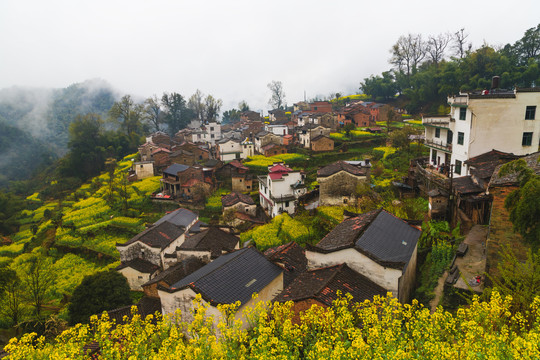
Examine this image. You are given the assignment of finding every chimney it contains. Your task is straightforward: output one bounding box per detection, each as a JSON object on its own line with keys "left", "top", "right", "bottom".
{"left": 491, "top": 76, "right": 500, "bottom": 90}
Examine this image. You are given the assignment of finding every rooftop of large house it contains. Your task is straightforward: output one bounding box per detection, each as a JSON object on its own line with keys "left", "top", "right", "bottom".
{"left": 163, "top": 163, "right": 190, "bottom": 176}
{"left": 490, "top": 152, "right": 540, "bottom": 187}
{"left": 264, "top": 242, "right": 307, "bottom": 274}
{"left": 465, "top": 149, "right": 520, "bottom": 180}
{"left": 221, "top": 192, "right": 255, "bottom": 207}
{"left": 153, "top": 208, "right": 198, "bottom": 229}
{"left": 178, "top": 227, "right": 239, "bottom": 258}
{"left": 117, "top": 221, "right": 186, "bottom": 249}
{"left": 165, "top": 247, "right": 282, "bottom": 306}
{"left": 318, "top": 160, "right": 368, "bottom": 178}
{"left": 311, "top": 208, "right": 421, "bottom": 269}
{"left": 274, "top": 264, "right": 386, "bottom": 306}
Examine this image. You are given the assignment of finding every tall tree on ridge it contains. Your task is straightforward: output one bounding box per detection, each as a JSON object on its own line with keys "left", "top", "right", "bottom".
{"left": 268, "top": 80, "right": 286, "bottom": 109}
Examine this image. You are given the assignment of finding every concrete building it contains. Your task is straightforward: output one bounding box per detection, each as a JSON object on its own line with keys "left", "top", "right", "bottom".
{"left": 424, "top": 83, "right": 540, "bottom": 177}
{"left": 258, "top": 163, "right": 306, "bottom": 218}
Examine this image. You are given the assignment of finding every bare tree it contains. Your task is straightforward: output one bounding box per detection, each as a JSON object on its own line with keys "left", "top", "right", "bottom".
{"left": 427, "top": 33, "right": 451, "bottom": 66}
{"left": 188, "top": 90, "right": 206, "bottom": 121}
{"left": 390, "top": 34, "right": 427, "bottom": 77}
{"left": 267, "top": 80, "right": 286, "bottom": 109}
{"left": 144, "top": 95, "right": 163, "bottom": 132}
{"left": 453, "top": 28, "right": 472, "bottom": 59}
{"left": 204, "top": 95, "right": 223, "bottom": 122}
{"left": 24, "top": 255, "right": 55, "bottom": 318}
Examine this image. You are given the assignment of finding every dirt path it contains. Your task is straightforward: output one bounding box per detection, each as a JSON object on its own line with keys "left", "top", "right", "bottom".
{"left": 430, "top": 270, "right": 448, "bottom": 312}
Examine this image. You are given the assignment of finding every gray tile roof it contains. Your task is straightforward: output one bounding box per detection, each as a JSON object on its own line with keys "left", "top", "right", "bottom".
{"left": 354, "top": 210, "right": 420, "bottom": 268}
{"left": 179, "top": 227, "right": 239, "bottom": 258}
{"left": 168, "top": 247, "right": 282, "bottom": 305}
{"left": 118, "top": 221, "right": 185, "bottom": 249}
{"left": 154, "top": 208, "right": 198, "bottom": 229}
{"left": 142, "top": 258, "right": 207, "bottom": 287}
{"left": 163, "top": 163, "right": 190, "bottom": 176}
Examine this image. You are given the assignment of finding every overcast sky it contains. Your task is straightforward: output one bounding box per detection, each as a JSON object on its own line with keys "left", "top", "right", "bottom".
{"left": 1, "top": 0, "right": 539, "bottom": 114}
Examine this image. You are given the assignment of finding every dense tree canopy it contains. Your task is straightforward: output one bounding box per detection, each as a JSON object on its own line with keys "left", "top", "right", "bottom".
{"left": 68, "top": 270, "right": 132, "bottom": 325}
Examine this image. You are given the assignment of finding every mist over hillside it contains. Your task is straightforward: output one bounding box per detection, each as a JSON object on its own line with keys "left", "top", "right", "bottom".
{"left": 0, "top": 79, "right": 118, "bottom": 188}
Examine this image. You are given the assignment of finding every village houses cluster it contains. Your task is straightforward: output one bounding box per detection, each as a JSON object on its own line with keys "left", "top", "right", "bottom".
{"left": 113, "top": 83, "right": 540, "bottom": 332}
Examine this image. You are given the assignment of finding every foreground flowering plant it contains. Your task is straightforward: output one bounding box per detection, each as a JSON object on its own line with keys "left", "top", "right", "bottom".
{"left": 5, "top": 291, "right": 540, "bottom": 359}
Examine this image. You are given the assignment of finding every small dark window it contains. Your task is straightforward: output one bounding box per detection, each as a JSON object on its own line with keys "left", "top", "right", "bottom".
{"left": 210, "top": 127, "right": 214, "bottom": 131}
{"left": 522, "top": 132, "right": 533, "bottom": 146}
{"left": 285, "top": 201, "right": 290, "bottom": 207}
{"left": 457, "top": 132, "right": 464, "bottom": 145}
{"left": 455, "top": 160, "right": 462, "bottom": 175}
{"left": 525, "top": 106, "right": 536, "bottom": 120}
{"left": 459, "top": 108, "right": 467, "bottom": 120}
{"left": 314, "top": 106, "right": 318, "bottom": 111}
{"left": 447, "top": 130, "right": 453, "bottom": 144}
{"left": 435, "top": 128, "right": 440, "bottom": 138}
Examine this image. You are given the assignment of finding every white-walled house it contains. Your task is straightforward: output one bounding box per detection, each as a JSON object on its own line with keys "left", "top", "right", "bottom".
{"left": 424, "top": 84, "right": 540, "bottom": 177}
{"left": 258, "top": 163, "right": 306, "bottom": 217}
{"left": 265, "top": 123, "right": 288, "bottom": 136}
{"left": 158, "top": 247, "right": 283, "bottom": 331}
{"left": 116, "top": 208, "right": 200, "bottom": 290}
{"left": 217, "top": 138, "right": 254, "bottom": 161}
{"left": 298, "top": 124, "right": 331, "bottom": 149}
{"left": 191, "top": 122, "right": 222, "bottom": 146}
{"left": 305, "top": 208, "right": 421, "bottom": 303}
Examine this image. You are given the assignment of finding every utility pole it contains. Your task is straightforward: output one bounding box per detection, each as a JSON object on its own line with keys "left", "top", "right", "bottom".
{"left": 448, "top": 164, "right": 454, "bottom": 226}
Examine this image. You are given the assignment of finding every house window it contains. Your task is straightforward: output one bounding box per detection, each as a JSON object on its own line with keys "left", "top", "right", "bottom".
{"left": 457, "top": 132, "right": 464, "bottom": 145}
{"left": 138, "top": 276, "right": 143, "bottom": 279}
{"left": 314, "top": 106, "right": 318, "bottom": 111}
{"left": 211, "top": 134, "right": 215, "bottom": 139}
{"left": 522, "top": 132, "right": 533, "bottom": 146}
{"left": 459, "top": 108, "right": 467, "bottom": 120}
{"left": 210, "top": 127, "right": 214, "bottom": 131}
{"left": 247, "top": 185, "right": 251, "bottom": 189}
{"left": 447, "top": 130, "right": 453, "bottom": 144}
{"left": 285, "top": 201, "right": 290, "bottom": 207}
{"left": 435, "top": 128, "right": 440, "bottom": 138}
{"left": 525, "top": 106, "right": 536, "bottom": 120}
{"left": 455, "top": 160, "right": 462, "bottom": 175}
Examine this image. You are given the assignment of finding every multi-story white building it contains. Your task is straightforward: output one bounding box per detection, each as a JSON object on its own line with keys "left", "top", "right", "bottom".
{"left": 424, "top": 85, "right": 540, "bottom": 177}
{"left": 258, "top": 163, "right": 306, "bottom": 217}
{"left": 217, "top": 138, "right": 254, "bottom": 162}
{"left": 191, "top": 122, "right": 222, "bottom": 146}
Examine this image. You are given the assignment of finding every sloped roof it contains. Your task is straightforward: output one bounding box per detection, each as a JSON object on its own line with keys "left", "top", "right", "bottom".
{"left": 314, "top": 209, "right": 381, "bottom": 251}
{"left": 154, "top": 208, "right": 198, "bottom": 229}
{"left": 452, "top": 176, "right": 484, "bottom": 195}
{"left": 274, "top": 264, "right": 386, "bottom": 305}
{"left": 318, "top": 160, "right": 367, "bottom": 177}
{"left": 167, "top": 247, "right": 282, "bottom": 305}
{"left": 163, "top": 163, "right": 189, "bottom": 176}
{"left": 311, "top": 135, "right": 332, "bottom": 143}
{"left": 227, "top": 159, "right": 248, "bottom": 170}
{"left": 354, "top": 210, "right": 420, "bottom": 268}
{"left": 222, "top": 192, "right": 255, "bottom": 207}
{"left": 264, "top": 242, "right": 307, "bottom": 273}
{"left": 142, "top": 257, "right": 207, "bottom": 287}
{"left": 269, "top": 163, "right": 292, "bottom": 173}
{"left": 118, "top": 221, "right": 185, "bottom": 249}
{"left": 313, "top": 209, "right": 421, "bottom": 270}
{"left": 490, "top": 152, "right": 540, "bottom": 187}
{"left": 179, "top": 227, "right": 239, "bottom": 258}
{"left": 116, "top": 258, "right": 160, "bottom": 274}
{"left": 465, "top": 149, "right": 519, "bottom": 180}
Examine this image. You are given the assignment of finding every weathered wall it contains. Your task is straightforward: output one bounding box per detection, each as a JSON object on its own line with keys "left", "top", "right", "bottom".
{"left": 306, "top": 248, "right": 401, "bottom": 297}
{"left": 398, "top": 243, "right": 417, "bottom": 303}
{"left": 318, "top": 171, "right": 366, "bottom": 206}
{"left": 118, "top": 267, "right": 152, "bottom": 291}
{"left": 118, "top": 242, "right": 161, "bottom": 266}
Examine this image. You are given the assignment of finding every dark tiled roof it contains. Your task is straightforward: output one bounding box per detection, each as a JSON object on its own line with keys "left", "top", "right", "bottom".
{"left": 142, "top": 258, "right": 207, "bottom": 287}
{"left": 452, "top": 176, "right": 484, "bottom": 195}
{"left": 168, "top": 247, "right": 282, "bottom": 305}
{"left": 264, "top": 242, "right": 307, "bottom": 272}
{"left": 465, "top": 150, "right": 519, "bottom": 180}
{"left": 163, "top": 163, "right": 189, "bottom": 176}
{"left": 116, "top": 258, "right": 160, "bottom": 274}
{"left": 118, "top": 221, "right": 185, "bottom": 249}
{"left": 222, "top": 192, "right": 255, "bottom": 207}
{"left": 274, "top": 264, "right": 386, "bottom": 305}
{"left": 318, "top": 160, "right": 368, "bottom": 177}
{"left": 154, "top": 208, "right": 198, "bottom": 228}
{"left": 189, "top": 220, "right": 207, "bottom": 233}
{"left": 311, "top": 134, "right": 332, "bottom": 142}
{"left": 227, "top": 159, "right": 248, "bottom": 170}
{"left": 354, "top": 210, "right": 420, "bottom": 268}
{"left": 179, "top": 227, "right": 239, "bottom": 258}
{"left": 490, "top": 152, "right": 540, "bottom": 187}
{"left": 315, "top": 209, "right": 381, "bottom": 251}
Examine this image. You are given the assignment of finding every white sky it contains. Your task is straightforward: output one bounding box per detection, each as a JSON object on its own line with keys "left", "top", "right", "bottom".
{"left": 1, "top": 0, "right": 539, "bottom": 114}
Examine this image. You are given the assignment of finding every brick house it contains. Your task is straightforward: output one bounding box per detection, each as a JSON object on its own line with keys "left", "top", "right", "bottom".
{"left": 310, "top": 135, "right": 334, "bottom": 152}
{"left": 261, "top": 143, "right": 287, "bottom": 157}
